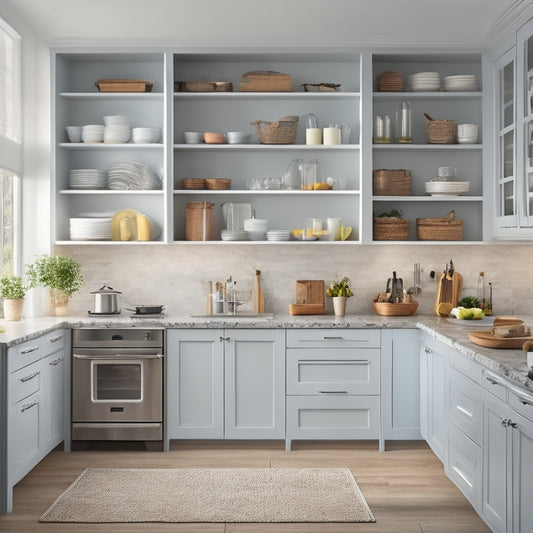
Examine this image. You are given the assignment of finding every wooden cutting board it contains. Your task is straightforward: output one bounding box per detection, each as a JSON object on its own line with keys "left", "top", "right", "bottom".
{"left": 289, "top": 280, "right": 325, "bottom": 315}
{"left": 468, "top": 330, "right": 533, "bottom": 349}
{"left": 434, "top": 271, "right": 462, "bottom": 316}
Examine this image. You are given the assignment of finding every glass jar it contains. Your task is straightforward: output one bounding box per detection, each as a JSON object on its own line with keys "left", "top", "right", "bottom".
{"left": 396, "top": 101, "right": 412, "bottom": 143}
{"left": 303, "top": 159, "right": 325, "bottom": 190}
{"left": 373, "top": 114, "right": 391, "bottom": 143}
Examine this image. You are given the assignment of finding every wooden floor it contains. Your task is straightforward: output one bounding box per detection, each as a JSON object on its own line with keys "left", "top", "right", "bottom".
{"left": 0, "top": 440, "right": 491, "bottom": 533}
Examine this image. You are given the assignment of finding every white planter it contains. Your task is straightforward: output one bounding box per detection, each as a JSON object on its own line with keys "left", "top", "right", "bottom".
{"left": 332, "top": 296, "right": 348, "bottom": 317}
{"left": 3, "top": 298, "right": 24, "bottom": 321}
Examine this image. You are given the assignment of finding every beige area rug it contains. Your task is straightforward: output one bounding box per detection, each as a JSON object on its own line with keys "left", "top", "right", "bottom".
{"left": 40, "top": 467, "right": 375, "bottom": 523}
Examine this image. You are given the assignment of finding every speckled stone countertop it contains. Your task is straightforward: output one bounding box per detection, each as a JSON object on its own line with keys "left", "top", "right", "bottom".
{"left": 1, "top": 312, "right": 531, "bottom": 392}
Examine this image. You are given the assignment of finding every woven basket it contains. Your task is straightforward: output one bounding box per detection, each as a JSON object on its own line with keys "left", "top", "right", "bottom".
{"left": 416, "top": 218, "right": 463, "bottom": 240}
{"left": 185, "top": 201, "right": 214, "bottom": 241}
{"left": 373, "top": 169, "right": 411, "bottom": 196}
{"left": 175, "top": 81, "right": 233, "bottom": 92}
{"left": 251, "top": 115, "right": 299, "bottom": 144}
{"left": 373, "top": 218, "right": 410, "bottom": 240}
{"left": 377, "top": 71, "right": 403, "bottom": 92}
{"left": 426, "top": 120, "right": 457, "bottom": 144}
{"left": 372, "top": 298, "right": 419, "bottom": 316}
{"left": 182, "top": 178, "right": 206, "bottom": 189}
{"left": 205, "top": 178, "right": 231, "bottom": 190}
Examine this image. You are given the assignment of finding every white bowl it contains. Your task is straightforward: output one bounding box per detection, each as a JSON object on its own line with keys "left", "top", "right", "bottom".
{"left": 103, "top": 115, "right": 130, "bottom": 127}
{"left": 457, "top": 137, "right": 478, "bottom": 144}
{"left": 132, "top": 127, "right": 160, "bottom": 144}
{"left": 65, "top": 126, "right": 82, "bottom": 142}
{"left": 183, "top": 131, "right": 204, "bottom": 144}
{"left": 104, "top": 125, "right": 131, "bottom": 143}
{"left": 82, "top": 125, "right": 104, "bottom": 143}
{"left": 226, "top": 132, "right": 251, "bottom": 144}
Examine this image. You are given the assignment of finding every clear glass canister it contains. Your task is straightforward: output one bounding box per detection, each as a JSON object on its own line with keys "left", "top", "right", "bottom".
{"left": 373, "top": 114, "right": 391, "bottom": 143}
{"left": 302, "top": 159, "right": 325, "bottom": 190}
{"left": 396, "top": 101, "right": 412, "bottom": 143}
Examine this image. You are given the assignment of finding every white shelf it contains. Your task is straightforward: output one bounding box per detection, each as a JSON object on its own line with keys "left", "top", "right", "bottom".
{"left": 60, "top": 143, "right": 164, "bottom": 149}
{"left": 373, "top": 91, "right": 482, "bottom": 99}
{"left": 60, "top": 190, "right": 164, "bottom": 195}
{"left": 373, "top": 144, "right": 482, "bottom": 150}
{"left": 174, "top": 91, "right": 360, "bottom": 101}
{"left": 372, "top": 195, "right": 483, "bottom": 202}
{"left": 174, "top": 189, "right": 360, "bottom": 196}
{"left": 60, "top": 92, "right": 164, "bottom": 100}
{"left": 55, "top": 240, "right": 165, "bottom": 245}
{"left": 173, "top": 144, "right": 359, "bottom": 151}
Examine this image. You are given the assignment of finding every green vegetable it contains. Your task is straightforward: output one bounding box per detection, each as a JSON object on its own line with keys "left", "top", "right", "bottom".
{"left": 377, "top": 209, "right": 403, "bottom": 219}
{"left": 458, "top": 296, "right": 479, "bottom": 309}
{"left": 456, "top": 307, "right": 485, "bottom": 320}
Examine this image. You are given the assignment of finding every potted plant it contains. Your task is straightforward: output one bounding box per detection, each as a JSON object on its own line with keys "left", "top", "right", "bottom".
{"left": 26, "top": 255, "right": 84, "bottom": 316}
{"left": 326, "top": 276, "right": 353, "bottom": 317}
{"left": 0, "top": 275, "right": 28, "bottom": 321}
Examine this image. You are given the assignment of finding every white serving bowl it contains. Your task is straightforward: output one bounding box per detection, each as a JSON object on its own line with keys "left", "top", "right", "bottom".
{"left": 65, "top": 126, "right": 82, "bottom": 142}
{"left": 226, "top": 131, "right": 251, "bottom": 144}
{"left": 103, "top": 115, "right": 130, "bottom": 127}
{"left": 104, "top": 125, "right": 131, "bottom": 143}
{"left": 82, "top": 125, "right": 104, "bottom": 143}
{"left": 183, "top": 131, "right": 204, "bottom": 144}
{"left": 132, "top": 127, "right": 161, "bottom": 144}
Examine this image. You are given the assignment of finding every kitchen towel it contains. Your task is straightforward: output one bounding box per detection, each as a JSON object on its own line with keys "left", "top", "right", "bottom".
{"left": 40, "top": 467, "right": 375, "bottom": 523}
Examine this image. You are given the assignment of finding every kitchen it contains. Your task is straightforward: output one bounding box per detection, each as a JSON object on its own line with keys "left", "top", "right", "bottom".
{"left": 1, "top": 0, "right": 533, "bottom": 531}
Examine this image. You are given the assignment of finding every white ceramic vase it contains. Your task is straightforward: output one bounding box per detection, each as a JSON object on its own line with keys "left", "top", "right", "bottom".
{"left": 3, "top": 298, "right": 24, "bottom": 321}
{"left": 332, "top": 296, "right": 347, "bottom": 317}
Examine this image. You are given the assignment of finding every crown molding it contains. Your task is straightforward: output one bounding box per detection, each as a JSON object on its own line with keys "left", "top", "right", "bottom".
{"left": 488, "top": 0, "right": 533, "bottom": 50}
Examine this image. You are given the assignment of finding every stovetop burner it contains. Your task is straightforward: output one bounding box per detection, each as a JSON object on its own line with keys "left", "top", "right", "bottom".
{"left": 87, "top": 310, "right": 122, "bottom": 317}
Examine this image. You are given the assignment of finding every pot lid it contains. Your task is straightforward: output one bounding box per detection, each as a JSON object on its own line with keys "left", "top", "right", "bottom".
{"left": 90, "top": 285, "right": 122, "bottom": 294}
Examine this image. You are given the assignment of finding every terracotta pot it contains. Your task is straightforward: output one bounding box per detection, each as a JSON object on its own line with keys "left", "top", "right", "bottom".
{"left": 332, "top": 296, "right": 347, "bottom": 317}
{"left": 3, "top": 298, "right": 24, "bottom": 321}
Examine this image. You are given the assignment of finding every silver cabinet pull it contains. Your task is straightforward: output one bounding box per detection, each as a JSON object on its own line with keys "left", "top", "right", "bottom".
{"left": 20, "top": 371, "right": 40, "bottom": 383}
{"left": 517, "top": 396, "right": 533, "bottom": 407}
{"left": 49, "top": 335, "right": 63, "bottom": 343}
{"left": 21, "top": 400, "right": 38, "bottom": 412}
{"left": 501, "top": 418, "right": 510, "bottom": 427}
{"left": 20, "top": 345, "right": 39, "bottom": 355}
{"left": 49, "top": 357, "right": 64, "bottom": 366}
{"left": 319, "top": 390, "right": 348, "bottom": 394}
{"left": 509, "top": 421, "right": 518, "bottom": 429}
{"left": 73, "top": 353, "right": 162, "bottom": 360}
{"left": 456, "top": 405, "right": 473, "bottom": 419}
{"left": 323, "top": 336, "right": 344, "bottom": 340}
{"left": 485, "top": 375, "right": 503, "bottom": 386}
{"left": 219, "top": 336, "right": 230, "bottom": 342}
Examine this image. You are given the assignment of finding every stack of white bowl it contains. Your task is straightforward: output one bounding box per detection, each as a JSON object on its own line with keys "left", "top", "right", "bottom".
{"left": 132, "top": 127, "right": 161, "bottom": 144}
{"left": 243, "top": 218, "right": 268, "bottom": 240}
{"left": 408, "top": 72, "right": 440, "bottom": 91}
{"left": 443, "top": 75, "right": 478, "bottom": 91}
{"left": 103, "top": 115, "right": 131, "bottom": 144}
{"left": 81, "top": 125, "right": 104, "bottom": 143}
{"left": 69, "top": 168, "right": 106, "bottom": 189}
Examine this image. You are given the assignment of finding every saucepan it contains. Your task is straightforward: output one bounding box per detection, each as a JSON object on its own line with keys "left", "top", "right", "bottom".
{"left": 127, "top": 304, "right": 165, "bottom": 315}
{"left": 90, "top": 286, "right": 121, "bottom": 314}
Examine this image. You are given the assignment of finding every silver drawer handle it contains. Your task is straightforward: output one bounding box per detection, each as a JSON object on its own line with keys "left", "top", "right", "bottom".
{"left": 456, "top": 405, "right": 473, "bottom": 419}
{"left": 21, "top": 400, "right": 38, "bottom": 412}
{"left": 49, "top": 335, "right": 63, "bottom": 343}
{"left": 49, "top": 357, "right": 64, "bottom": 366}
{"left": 323, "top": 336, "right": 344, "bottom": 340}
{"left": 20, "top": 346, "right": 39, "bottom": 355}
{"left": 319, "top": 390, "right": 348, "bottom": 394}
{"left": 517, "top": 396, "right": 533, "bottom": 407}
{"left": 485, "top": 375, "right": 503, "bottom": 386}
{"left": 20, "top": 371, "right": 40, "bottom": 382}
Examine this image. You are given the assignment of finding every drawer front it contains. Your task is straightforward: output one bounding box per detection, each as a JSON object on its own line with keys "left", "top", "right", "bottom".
{"left": 480, "top": 369, "right": 508, "bottom": 402}
{"left": 447, "top": 367, "right": 483, "bottom": 446}
{"left": 447, "top": 422, "right": 482, "bottom": 514}
{"left": 286, "top": 395, "right": 380, "bottom": 440}
{"left": 9, "top": 359, "right": 42, "bottom": 405}
{"left": 509, "top": 388, "right": 533, "bottom": 422}
{"left": 8, "top": 338, "right": 41, "bottom": 372}
{"left": 286, "top": 329, "right": 380, "bottom": 349}
{"left": 448, "top": 350, "right": 481, "bottom": 384}
{"left": 41, "top": 329, "right": 66, "bottom": 355}
{"left": 286, "top": 348, "right": 380, "bottom": 395}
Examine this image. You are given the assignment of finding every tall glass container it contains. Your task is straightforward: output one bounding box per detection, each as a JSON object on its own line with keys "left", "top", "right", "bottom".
{"left": 396, "top": 101, "right": 412, "bottom": 143}
{"left": 373, "top": 114, "right": 391, "bottom": 143}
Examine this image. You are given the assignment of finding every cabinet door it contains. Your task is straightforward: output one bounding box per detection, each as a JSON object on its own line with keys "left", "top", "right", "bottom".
{"left": 166, "top": 329, "right": 224, "bottom": 439}
{"left": 42, "top": 350, "right": 65, "bottom": 452}
{"left": 224, "top": 329, "right": 285, "bottom": 439}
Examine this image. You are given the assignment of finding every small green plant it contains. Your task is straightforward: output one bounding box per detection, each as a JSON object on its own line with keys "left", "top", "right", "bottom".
{"left": 26, "top": 254, "right": 84, "bottom": 297}
{"left": 0, "top": 276, "right": 27, "bottom": 299}
{"left": 326, "top": 277, "right": 353, "bottom": 298}
{"left": 376, "top": 209, "right": 403, "bottom": 218}
{"left": 458, "top": 296, "right": 480, "bottom": 309}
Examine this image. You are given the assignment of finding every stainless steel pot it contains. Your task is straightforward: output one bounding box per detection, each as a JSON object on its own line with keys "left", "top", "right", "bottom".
{"left": 90, "top": 286, "right": 121, "bottom": 314}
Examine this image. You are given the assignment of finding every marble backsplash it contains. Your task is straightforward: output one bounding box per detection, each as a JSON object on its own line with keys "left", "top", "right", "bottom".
{"left": 33, "top": 243, "right": 533, "bottom": 318}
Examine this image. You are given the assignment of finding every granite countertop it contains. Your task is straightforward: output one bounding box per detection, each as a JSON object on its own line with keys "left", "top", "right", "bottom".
{"left": 1, "top": 312, "right": 531, "bottom": 393}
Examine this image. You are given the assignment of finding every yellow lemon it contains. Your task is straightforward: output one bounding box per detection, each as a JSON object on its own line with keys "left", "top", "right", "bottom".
{"left": 341, "top": 226, "right": 353, "bottom": 241}
{"left": 291, "top": 229, "right": 303, "bottom": 238}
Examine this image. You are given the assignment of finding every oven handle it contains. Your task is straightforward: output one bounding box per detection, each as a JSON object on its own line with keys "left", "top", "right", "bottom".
{"left": 73, "top": 353, "right": 163, "bottom": 360}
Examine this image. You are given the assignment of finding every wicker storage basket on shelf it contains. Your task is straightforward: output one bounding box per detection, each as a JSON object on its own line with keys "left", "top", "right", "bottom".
{"left": 377, "top": 71, "right": 403, "bottom": 92}
{"left": 239, "top": 71, "right": 291, "bottom": 92}
{"left": 426, "top": 119, "right": 457, "bottom": 144}
{"left": 181, "top": 178, "right": 206, "bottom": 190}
{"left": 373, "top": 218, "right": 410, "bottom": 240}
{"left": 416, "top": 218, "right": 463, "bottom": 240}
{"left": 175, "top": 81, "right": 233, "bottom": 92}
{"left": 251, "top": 115, "right": 299, "bottom": 144}
{"left": 185, "top": 201, "right": 214, "bottom": 241}
{"left": 372, "top": 169, "right": 411, "bottom": 196}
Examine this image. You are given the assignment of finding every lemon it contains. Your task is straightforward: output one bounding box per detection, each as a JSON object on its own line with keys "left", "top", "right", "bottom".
{"left": 291, "top": 229, "right": 303, "bottom": 238}
{"left": 341, "top": 226, "right": 353, "bottom": 241}
{"left": 313, "top": 182, "right": 332, "bottom": 190}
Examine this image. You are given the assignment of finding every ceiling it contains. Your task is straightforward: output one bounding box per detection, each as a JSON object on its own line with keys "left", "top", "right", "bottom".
{"left": 1, "top": 0, "right": 523, "bottom": 48}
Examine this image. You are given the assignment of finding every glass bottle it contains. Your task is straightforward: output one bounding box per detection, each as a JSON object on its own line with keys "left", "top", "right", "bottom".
{"left": 373, "top": 114, "right": 391, "bottom": 144}
{"left": 477, "top": 272, "right": 486, "bottom": 311}
{"left": 396, "top": 101, "right": 412, "bottom": 143}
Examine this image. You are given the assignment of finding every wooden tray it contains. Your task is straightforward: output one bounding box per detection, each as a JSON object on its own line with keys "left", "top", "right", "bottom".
{"left": 289, "top": 280, "right": 325, "bottom": 315}
{"left": 95, "top": 79, "right": 154, "bottom": 93}
{"left": 289, "top": 303, "right": 326, "bottom": 316}
{"left": 468, "top": 330, "right": 533, "bottom": 349}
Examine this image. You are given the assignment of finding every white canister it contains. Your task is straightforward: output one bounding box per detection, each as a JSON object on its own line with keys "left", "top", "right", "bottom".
{"left": 323, "top": 126, "right": 341, "bottom": 145}
{"left": 327, "top": 217, "right": 342, "bottom": 241}
{"left": 306, "top": 128, "right": 322, "bottom": 145}
{"left": 457, "top": 123, "right": 478, "bottom": 143}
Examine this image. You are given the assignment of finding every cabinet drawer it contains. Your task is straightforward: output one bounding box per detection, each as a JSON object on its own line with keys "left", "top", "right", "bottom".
{"left": 447, "top": 367, "right": 482, "bottom": 446}
{"left": 481, "top": 369, "right": 508, "bottom": 402}
{"left": 509, "top": 388, "right": 533, "bottom": 422}
{"left": 41, "top": 329, "right": 66, "bottom": 355}
{"left": 447, "top": 422, "right": 482, "bottom": 514}
{"left": 448, "top": 350, "right": 481, "bottom": 384}
{"left": 286, "top": 395, "right": 380, "bottom": 441}
{"left": 286, "top": 349, "right": 380, "bottom": 395}
{"left": 8, "top": 338, "right": 41, "bottom": 372}
{"left": 8, "top": 359, "right": 42, "bottom": 405}
{"left": 286, "top": 329, "right": 380, "bottom": 349}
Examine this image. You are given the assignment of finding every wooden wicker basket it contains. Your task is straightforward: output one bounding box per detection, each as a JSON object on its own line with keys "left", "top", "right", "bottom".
{"left": 182, "top": 178, "right": 206, "bottom": 190}
{"left": 416, "top": 218, "right": 463, "bottom": 240}
{"left": 373, "top": 169, "right": 411, "bottom": 196}
{"left": 377, "top": 71, "right": 403, "bottom": 92}
{"left": 372, "top": 298, "right": 419, "bottom": 316}
{"left": 175, "top": 81, "right": 233, "bottom": 92}
{"left": 239, "top": 71, "right": 291, "bottom": 92}
{"left": 426, "top": 119, "right": 457, "bottom": 144}
{"left": 373, "top": 218, "right": 410, "bottom": 240}
{"left": 251, "top": 115, "right": 299, "bottom": 144}
{"left": 205, "top": 178, "right": 231, "bottom": 190}
{"left": 185, "top": 201, "right": 214, "bottom": 241}
{"left": 95, "top": 79, "right": 153, "bottom": 93}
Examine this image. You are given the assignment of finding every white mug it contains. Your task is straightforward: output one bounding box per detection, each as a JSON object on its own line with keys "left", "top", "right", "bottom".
{"left": 323, "top": 126, "right": 341, "bottom": 145}
{"left": 306, "top": 128, "right": 322, "bottom": 145}
{"left": 457, "top": 123, "right": 478, "bottom": 143}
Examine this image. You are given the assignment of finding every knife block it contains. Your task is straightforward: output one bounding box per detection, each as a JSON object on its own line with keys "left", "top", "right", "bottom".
{"left": 288, "top": 280, "right": 326, "bottom": 315}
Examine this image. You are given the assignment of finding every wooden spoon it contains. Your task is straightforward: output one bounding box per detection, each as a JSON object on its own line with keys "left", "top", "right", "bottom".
{"left": 424, "top": 113, "right": 435, "bottom": 121}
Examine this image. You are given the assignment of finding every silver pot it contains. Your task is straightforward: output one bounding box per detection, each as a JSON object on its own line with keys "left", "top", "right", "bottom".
{"left": 90, "top": 286, "right": 121, "bottom": 314}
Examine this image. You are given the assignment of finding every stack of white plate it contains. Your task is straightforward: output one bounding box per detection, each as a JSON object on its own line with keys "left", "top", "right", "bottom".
{"left": 408, "top": 72, "right": 440, "bottom": 91}
{"left": 107, "top": 160, "right": 162, "bottom": 190}
{"left": 443, "top": 75, "right": 478, "bottom": 91}
{"left": 132, "top": 127, "right": 161, "bottom": 144}
{"left": 69, "top": 168, "right": 106, "bottom": 189}
{"left": 69, "top": 217, "right": 112, "bottom": 240}
{"left": 266, "top": 230, "right": 290, "bottom": 241}
{"left": 221, "top": 230, "right": 249, "bottom": 241}
{"left": 425, "top": 181, "right": 470, "bottom": 196}
{"left": 81, "top": 125, "right": 104, "bottom": 143}
{"left": 243, "top": 218, "right": 268, "bottom": 240}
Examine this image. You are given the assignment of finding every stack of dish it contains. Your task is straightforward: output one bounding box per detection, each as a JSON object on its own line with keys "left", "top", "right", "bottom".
{"left": 244, "top": 218, "right": 268, "bottom": 240}
{"left": 443, "top": 75, "right": 478, "bottom": 91}
{"left": 69, "top": 217, "right": 112, "bottom": 240}
{"left": 81, "top": 125, "right": 104, "bottom": 143}
{"left": 221, "top": 229, "right": 248, "bottom": 241}
{"left": 425, "top": 180, "right": 470, "bottom": 196}
{"left": 107, "top": 160, "right": 161, "bottom": 190}
{"left": 132, "top": 127, "right": 160, "bottom": 144}
{"left": 266, "top": 230, "right": 290, "bottom": 241}
{"left": 69, "top": 168, "right": 106, "bottom": 189}
{"left": 407, "top": 72, "right": 440, "bottom": 91}
{"left": 103, "top": 115, "right": 131, "bottom": 143}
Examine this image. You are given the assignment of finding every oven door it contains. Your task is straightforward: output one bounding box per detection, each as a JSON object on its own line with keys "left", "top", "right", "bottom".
{"left": 72, "top": 349, "right": 163, "bottom": 423}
